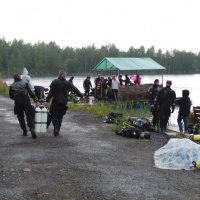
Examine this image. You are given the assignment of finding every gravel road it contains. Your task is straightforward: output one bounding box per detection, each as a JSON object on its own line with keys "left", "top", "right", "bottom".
{"left": 0, "top": 95, "right": 200, "bottom": 200}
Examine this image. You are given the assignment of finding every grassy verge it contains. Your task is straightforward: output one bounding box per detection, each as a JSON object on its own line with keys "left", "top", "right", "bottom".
{"left": 0, "top": 77, "right": 9, "bottom": 97}
{"left": 68, "top": 101, "right": 151, "bottom": 132}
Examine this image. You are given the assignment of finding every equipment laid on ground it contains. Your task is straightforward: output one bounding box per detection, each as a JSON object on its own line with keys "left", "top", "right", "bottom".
{"left": 35, "top": 106, "right": 48, "bottom": 133}
{"left": 104, "top": 112, "right": 123, "bottom": 123}
{"left": 116, "top": 126, "right": 151, "bottom": 139}
{"left": 128, "top": 117, "right": 151, "bottom": 131}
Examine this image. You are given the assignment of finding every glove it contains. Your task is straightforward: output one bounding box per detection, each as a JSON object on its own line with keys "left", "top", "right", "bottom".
{"left": 44, "top": 102, "right": 48, "bottom": 108}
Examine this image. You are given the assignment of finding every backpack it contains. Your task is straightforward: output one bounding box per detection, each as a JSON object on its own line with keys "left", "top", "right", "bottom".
{"left": 128, "top": 117, "right": 151, "bottom": 131}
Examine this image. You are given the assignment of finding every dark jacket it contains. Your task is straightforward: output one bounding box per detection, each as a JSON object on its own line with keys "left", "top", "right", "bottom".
{"left": 9, "top": 79, "right": 38, "bottom": 105}
{"left": 148, "top": 85, "right": 161, "bottom": 105}
{"left": 177, "top": 90, "right": 191, "bottom": 116}
{"left": 46, "top": 77, "right": 83, "bottom": 104}
{"left": 157, "top": 86, "right": 176, "bottom": 108}
{"left": 119, "top": 77, "right": 124, "bottom": 86}
{"left": 125, "top": 76, "right": 130, "bottom": 86}
{"left": 83, "top": 79, "right": 92, "bottom": 89}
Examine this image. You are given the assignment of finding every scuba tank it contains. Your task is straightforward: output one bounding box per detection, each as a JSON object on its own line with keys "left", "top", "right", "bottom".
{"left": 34, "top": 106, "right": 48, "bottom": 133}
{"left": 35, "top": 107, "right": 42, "bottom": 133}
{"left": 140, "top": 132, "right": 151, "bottom": 139}
{"left": 40, "top": 107, "right": 48, "bottom": 133}
{"left": 192, "top": 161, "right": 200, "bottom": 169}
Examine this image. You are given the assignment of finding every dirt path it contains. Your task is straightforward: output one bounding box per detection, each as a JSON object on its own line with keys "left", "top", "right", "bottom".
{"left": 0, "top": 95, "right": 200, "bottom": 200}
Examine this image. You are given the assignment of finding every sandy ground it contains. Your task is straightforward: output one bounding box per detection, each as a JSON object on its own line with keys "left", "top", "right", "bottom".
{"left": 0, "top": 95, "right": 200, "bottom": 200}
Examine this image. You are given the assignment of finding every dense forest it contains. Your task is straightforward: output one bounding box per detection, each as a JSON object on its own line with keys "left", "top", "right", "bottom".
{"left": 0, "top": 38, "right": 200, "bottom": 77}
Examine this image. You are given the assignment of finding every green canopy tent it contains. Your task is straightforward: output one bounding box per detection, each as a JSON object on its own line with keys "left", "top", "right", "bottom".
{"left": 92, "top": 57, "right": 166, "bottom": 83}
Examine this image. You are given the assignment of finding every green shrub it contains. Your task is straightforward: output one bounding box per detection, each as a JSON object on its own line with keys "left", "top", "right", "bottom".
{"left": 0, "top": 78, "right": 9, "bottom": 97}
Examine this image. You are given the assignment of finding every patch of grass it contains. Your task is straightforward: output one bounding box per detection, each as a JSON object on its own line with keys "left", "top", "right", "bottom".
{"left": 0, "top": 77, "right": 9, "bottom": 97}
{"left": 68, "top": 100, "right": 152, "bottom": 132}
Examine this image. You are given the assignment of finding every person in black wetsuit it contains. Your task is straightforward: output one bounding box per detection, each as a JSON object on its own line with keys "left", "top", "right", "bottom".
{"left": 83, "top": 76, "right": 92, "bottom": 98}
{"left": 157, "top": 80, "right": 176, "bottom": 132}
{"left": 148, "top": 79, "right": 161, "bottom": 129}
{"left": 9, "top": 73, "right": 40, "bottom": 138}
{"left": 44, "top": 70, "right": 83, "bottom": 136}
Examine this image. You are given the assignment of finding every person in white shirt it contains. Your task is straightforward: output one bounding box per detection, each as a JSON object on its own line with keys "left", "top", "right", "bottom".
{"left": 111, "top": 75, "right": 119, "bottom": 100}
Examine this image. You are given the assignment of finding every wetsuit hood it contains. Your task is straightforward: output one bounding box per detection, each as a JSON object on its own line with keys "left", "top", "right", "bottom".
{"left": 182, "top": 89, "right": 189, "bottom": 97}
{"left": 22, "top": 68, "right": 28, "bottom": 76}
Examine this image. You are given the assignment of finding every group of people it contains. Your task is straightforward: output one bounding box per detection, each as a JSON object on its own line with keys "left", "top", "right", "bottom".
{"left": 77, "top": 73, "right": 142, "bottom": 100}
{"left": 9, "top": 70, "right": 83, "bottom": 139}
{"left": 9, "top": 69, "right": 191, "bottom": 139}
{"left": 148, "top": 79, "right": 191, "bottom": 133}
{"left": 119, "top": 74, "right": 141, "bottom": 86}
{"left": 82, "top": 74, "right": 118, "bottom": 100}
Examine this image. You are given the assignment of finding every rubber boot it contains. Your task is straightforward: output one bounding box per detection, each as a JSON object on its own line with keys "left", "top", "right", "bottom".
{"left": 54, "top": 126, "right": 60, "bottom": 136}
{"left": 18, "top": 118, "right": 27, "bottom": 136}
{"left": 30, "top": 128, "right": 37, "bottom": 139}
{"left": 23, "top": 129, "right": 27, "bottom": 136}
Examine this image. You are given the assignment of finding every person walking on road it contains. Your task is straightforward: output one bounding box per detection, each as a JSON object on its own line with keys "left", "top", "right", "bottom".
{"left": 9, "top": 73, "right": 40, "bottom": 138}
{"left": 44, "top": 70, "right": 83, "bottom": 136}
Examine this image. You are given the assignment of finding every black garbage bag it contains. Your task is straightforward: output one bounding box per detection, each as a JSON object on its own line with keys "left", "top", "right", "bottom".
{"left": 128, "top": 117, "right": 151, "bottom": 131}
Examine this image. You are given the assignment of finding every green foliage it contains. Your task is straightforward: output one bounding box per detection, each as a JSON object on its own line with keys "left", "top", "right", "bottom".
{"left": 0, "top": 38, "right": 200, "bottom": 77}
{"left": 68, "top": 101, "right": 151, "bottom": 133}
{"left": 0, "top": 77, "right": 9, "bottom": 97}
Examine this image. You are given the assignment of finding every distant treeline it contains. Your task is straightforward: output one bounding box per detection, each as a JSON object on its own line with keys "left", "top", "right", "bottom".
{"left": 0, "top": 38, "right": 200, "bottom": 77}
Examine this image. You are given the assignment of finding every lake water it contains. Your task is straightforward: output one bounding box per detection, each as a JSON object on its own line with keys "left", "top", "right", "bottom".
{"left": 5, "top": 74, "right": 200, "bottom": 130}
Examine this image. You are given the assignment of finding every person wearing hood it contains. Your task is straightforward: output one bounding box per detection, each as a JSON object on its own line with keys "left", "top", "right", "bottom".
{"left": 21, "top": 68, "right": 35, "bottom": 91}
{"left": 177, "top": 90, "right": 191, "bottom": 133}
{"left": 148, "top": 79, "right": 161, "bottom": 129}
{"left": 9, "top": 73, "right": 40, "bottom": 138}
{"left": 156, "top": 80, "right": 176, "bottom": 132}
{"left": 44, "top": 70, "right": 83, "bottom": 136}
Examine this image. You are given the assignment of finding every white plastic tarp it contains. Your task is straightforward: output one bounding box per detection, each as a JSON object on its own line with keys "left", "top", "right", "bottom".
{"left": 154, "top": 138, "right": 200, "bottom": 170}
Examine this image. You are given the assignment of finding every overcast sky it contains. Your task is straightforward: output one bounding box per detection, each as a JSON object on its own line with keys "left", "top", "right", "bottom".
{"left": 1, "top": 0, "right": 200, "bottom": 53}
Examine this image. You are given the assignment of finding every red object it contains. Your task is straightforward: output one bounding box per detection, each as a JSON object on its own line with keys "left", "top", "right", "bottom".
{"left": 134, "top": 74, "right": 141, "bottom": 85}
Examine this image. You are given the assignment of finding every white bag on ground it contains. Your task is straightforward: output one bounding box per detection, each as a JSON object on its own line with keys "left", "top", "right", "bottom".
{"left": 154, "top": 138, "right": 200, "bottom": 170}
